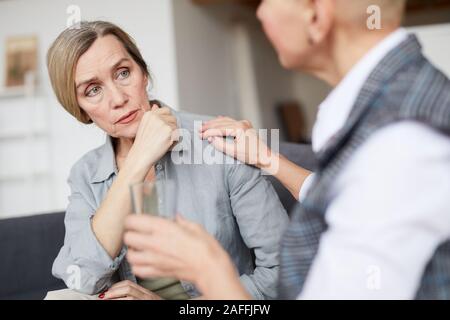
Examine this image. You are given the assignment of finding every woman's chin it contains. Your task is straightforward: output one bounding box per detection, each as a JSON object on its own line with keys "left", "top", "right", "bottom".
{"left": 114, "top": 126, "right": 138, "bottom": 140}
{"left": 121, "top": 132, "right": 138, "bottom": 140}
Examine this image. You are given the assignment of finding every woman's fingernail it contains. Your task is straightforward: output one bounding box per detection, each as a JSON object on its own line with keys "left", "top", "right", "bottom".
{"left": 99, "top": 293, "right": 105, "bottom": 299}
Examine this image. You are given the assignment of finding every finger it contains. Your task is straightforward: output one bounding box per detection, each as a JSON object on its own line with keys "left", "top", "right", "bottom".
{"left": 200, "top": 128, "right": 237, "bottom": 139}
{"left": 200, "top": 118, "right": 232, "bottom": 131}
{"left": 175, "top": 214, "right": 202, "bottom": 233}
{"left": 154, "top": 106, "right": 172, "bottom": 115}
{"left": 156, "top": 114, "right": 178, "bottom": 128}
{"left": 109, "top": 280, "right": 135, "bottom": 290}
{"left": 126, "top": 248, "right": 159, "bottom": 267}
{"left": 123, "top": 231, "right": 154, "bottom": 251}
{"left": 124, "top": 218, "right": 184, "bottom": 254}
{"left": 171, "top": 129, "right": 180, "bottom": 143}
{"left": 125, "top": 217, "right": 189, "bottom": 258}
{"left": 124, "top": 215, "right": 169, "bottom": 233}
{"left": 151, "top": 104, "right": 159, "bottom": 111}
{"left": 114, "top": 281, "right": 155, "bottom": 297}
{"left": 203, "top": 117, "right": 239, "bottom": 126}
{"left": 104, "top": 285, "right": 141, "bottom": 300}
{"left": 158, "top": 112, "right": 176, "bottom": 120}
{"left": 203, "top": 119, "right": 252, "bottom": 131}
{"left": 200, "top": 119, "right": 237, "bottom": 132}
{"left": 209, "top": 137, "right": 237, "bottom": 158}
{"left": 159, "top": 116, "right": 178, "bottom": 130}
{"left": 159, "top": 121, "right": 178, "bottom": 136}
{"left": 203, "top": 116, "right": 233, "bottom": 125}
{"left": 109, "top": 280, "right": 147, "bottom": 295}
{"left": 131, "top": 265, "right": 173, "bottom": 280}
{"left": 125, "top": 229, "right": 183, "bottom": 257}
{"left": 159, "top": 114, "right": 177, "bottom": 122}
{"left": 127, "top": 246, "right": 184, "bottom": 271}
{"left": 204, "top": 122, "right": 244, "bottom": 134}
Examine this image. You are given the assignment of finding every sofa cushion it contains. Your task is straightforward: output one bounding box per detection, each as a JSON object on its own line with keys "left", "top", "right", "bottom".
{"left": 267, "top": 143, "right": 316, "bottom": 213}
{"left": 0, "top": 212, "right": 66, "bottom": 300}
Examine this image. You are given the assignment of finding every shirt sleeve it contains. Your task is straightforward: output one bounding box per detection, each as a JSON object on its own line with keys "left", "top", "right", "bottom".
{"left": 299, "top": 122, "right": 450, "bottom": 300}
{"left": 52, "top": 166, "right": 127, "bottom": 295}
{"left": 298, "top": 173, "right": 316, "bottom": 203}
{"left": 226, "top": 161, "right": 290, "bottom": 300}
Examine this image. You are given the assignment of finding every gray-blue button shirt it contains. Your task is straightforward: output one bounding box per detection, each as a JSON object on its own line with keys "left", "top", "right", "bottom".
{"left": 52, "top": 109, "right": 289, "bottom": 299}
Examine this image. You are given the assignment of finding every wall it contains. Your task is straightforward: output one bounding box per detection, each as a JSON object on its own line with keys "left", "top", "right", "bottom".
{"left": 172, "top": 1, "right": 240, "bottom": 118}
{"left": 291, "top": 23, "right": 450, "bottom": 142}
{"left": 409, "top": 23, "right": 450, "bottom": 77}
{"left": 172, "top": 1, "right": 319, "bottom": 140}
{"left": 291, "top": 75, "right": 331, "bottom": 142}
{"left": 247, "top": 13, "right": 299, "bottom": 135}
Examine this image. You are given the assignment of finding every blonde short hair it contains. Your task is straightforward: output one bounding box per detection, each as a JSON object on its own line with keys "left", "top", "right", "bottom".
{"left": 47, "top": 21, "right": 151, "bottom": 124}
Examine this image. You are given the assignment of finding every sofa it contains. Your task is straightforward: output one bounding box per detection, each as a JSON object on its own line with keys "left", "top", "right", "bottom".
{"left": 0, "top": 143, "right": 316, "bottom": 300}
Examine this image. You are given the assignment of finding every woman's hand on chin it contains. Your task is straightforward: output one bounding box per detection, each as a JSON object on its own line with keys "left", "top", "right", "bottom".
{"left": 124, "top": 104, "right": 179, "bottom": 180}
{"left": 100, "top": 280, "right": 162, "bottom": 300}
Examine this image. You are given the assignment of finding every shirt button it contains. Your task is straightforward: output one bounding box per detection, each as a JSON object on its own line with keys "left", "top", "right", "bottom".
{"left": 156, "top": 164, "right": 163, "bottom": 171}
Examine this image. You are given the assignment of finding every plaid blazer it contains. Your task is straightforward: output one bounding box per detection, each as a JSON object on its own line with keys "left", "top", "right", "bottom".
{"left": 278, "top": 35, "right": 450, "bottom": 300}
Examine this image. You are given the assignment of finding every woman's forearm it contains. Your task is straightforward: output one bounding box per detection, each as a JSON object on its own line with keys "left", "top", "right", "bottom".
{"left": 92, "top": 163, "right": 147, "bottom": 259}
{"left": 259, "top": 151, "right": 312, "bottom": 200}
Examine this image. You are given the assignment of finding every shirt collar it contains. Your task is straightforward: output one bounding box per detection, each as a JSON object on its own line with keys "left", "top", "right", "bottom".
{"left": 312, "top": 28, "right": 409, "bottom": 153}
{"left": 90, "top": 104, "right": 189, "bottom": 184}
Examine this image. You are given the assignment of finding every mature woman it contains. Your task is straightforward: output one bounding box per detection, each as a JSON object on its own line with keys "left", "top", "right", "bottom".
{"left": 44, "top": 21, "right": 288, "bottom": 300}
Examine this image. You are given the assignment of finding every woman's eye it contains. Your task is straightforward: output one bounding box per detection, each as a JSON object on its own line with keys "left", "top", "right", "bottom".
{"left": 86, "top": 86, "right": 101, "bottom": 97}
{"left": 117, "top": 69, "right": 130, "bottom": 80}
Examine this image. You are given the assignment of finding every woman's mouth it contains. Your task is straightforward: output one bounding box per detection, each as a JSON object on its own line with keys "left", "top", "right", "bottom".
{"left": 116, "top": 110, "right": 139, "bottom": 125}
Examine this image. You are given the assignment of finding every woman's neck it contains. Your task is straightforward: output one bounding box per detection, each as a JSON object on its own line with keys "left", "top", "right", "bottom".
{"left": 115, "top": 137, "right": 134, "bottom": 158}
{"left": 308, "top": 28, "right": 399, "bottom": 87}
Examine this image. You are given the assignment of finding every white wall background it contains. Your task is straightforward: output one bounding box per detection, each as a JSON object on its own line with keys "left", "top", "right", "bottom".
{"left": 172, "top": 1, "right": 241, "bottom": 118}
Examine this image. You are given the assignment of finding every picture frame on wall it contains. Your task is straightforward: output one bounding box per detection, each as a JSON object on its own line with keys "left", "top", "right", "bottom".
{"left": 5, "top": 35, "right": 38, "bottom": 88}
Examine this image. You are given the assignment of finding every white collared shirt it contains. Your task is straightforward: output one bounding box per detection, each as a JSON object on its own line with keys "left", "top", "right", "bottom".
{"left": 298, "top": 29, "right": 450, "bottom": 299}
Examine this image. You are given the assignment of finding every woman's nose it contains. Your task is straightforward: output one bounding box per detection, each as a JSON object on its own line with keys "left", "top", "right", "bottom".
{"left": 109, "top": 84, "right": 129, "bottom": 108}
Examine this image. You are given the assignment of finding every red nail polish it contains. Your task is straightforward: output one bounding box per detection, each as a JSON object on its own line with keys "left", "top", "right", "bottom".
{"left": 99, "top": 293, "right": 105, "bottom": 299}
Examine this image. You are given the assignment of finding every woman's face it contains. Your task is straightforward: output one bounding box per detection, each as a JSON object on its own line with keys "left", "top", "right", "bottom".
{"left": 75, "top": 35, "right": 150, "bottom": 139}
{"left": 257, "top": 0, "right": 311, "bottom": 70}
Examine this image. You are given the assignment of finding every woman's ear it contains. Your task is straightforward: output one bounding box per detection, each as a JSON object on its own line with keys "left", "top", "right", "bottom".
{"left": 143, "top": 73, "right": 150, "bottom": 88}
{"left": 82, "top": 113, "right": 92, "bottom": 124}
{"left": 307, "top": 0, "right": 335, "bottom": 45}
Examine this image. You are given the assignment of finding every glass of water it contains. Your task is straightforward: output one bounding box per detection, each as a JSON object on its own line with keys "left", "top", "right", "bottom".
{"left": 130, "top": 181, "right": 166, "bottom": 216}
{"left": 129, "top": 180, "right": 189, "bottom": 300}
